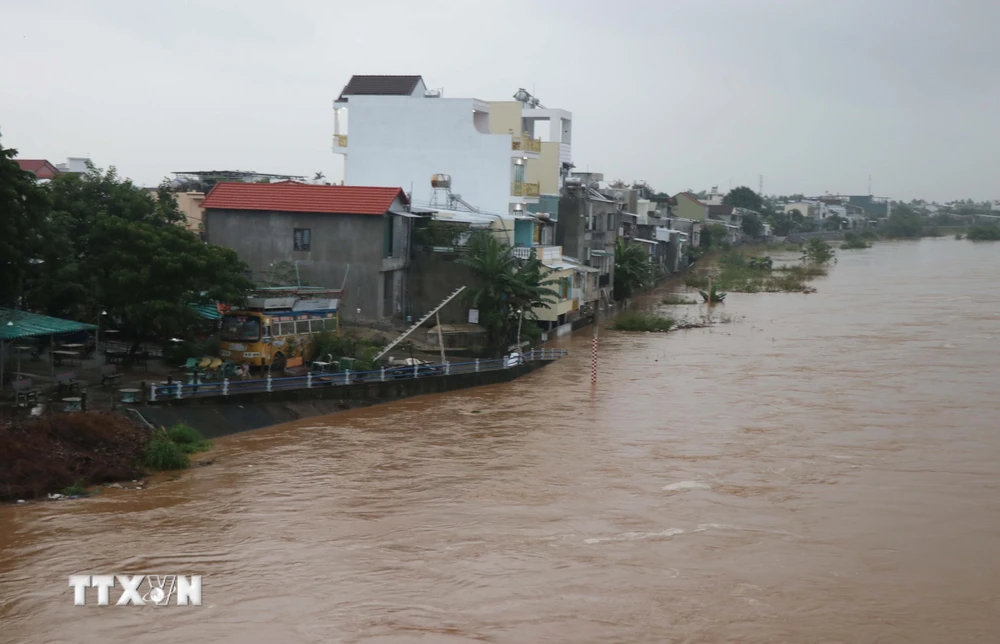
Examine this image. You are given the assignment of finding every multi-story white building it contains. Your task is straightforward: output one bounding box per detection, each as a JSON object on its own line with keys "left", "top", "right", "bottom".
{"left": 487, "top": 90, "right": 572, "bottom": 201}
{"left": 333, "top": 76, "right": 572, "bottom": 216}
{"left": 332, "top": 76, "right": 572, "bottom": 221}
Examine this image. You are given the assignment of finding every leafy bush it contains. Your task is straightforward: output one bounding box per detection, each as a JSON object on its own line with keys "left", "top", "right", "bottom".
{"left": 699, "top": 285, "right": 727, "bottom": 303}
{"left": 144, "top": 433, "right": 190, "bottom": 470}
{"left": 166, "top": 423, "right": 212, "bottom": 454}
{"left": 311, "top": 330, "right": 355, "bottom": 362}
{"left": 802, "top": 239, "right": 835, "bottom": 264}
{"left": 841, "top": 233, "right": 872, "bottom": 249}
{"left": 662, "top": 295, "right": 697, "bottom": 305}
{"left": 966, "top": 224, "right": 1000, "bottom": 241}
{"left": 613, "top": 313, "right": 676, "bottom": 332}
{"left": 412, "top": 221, "right": 466, "bottom": 247}
{"left": 60, "top": 480, "right": 88, "bottom": 497}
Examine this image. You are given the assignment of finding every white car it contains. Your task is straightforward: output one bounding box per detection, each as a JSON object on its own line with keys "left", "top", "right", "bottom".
{"left": 505, "top": 352, "right": 523, "bottom": 367}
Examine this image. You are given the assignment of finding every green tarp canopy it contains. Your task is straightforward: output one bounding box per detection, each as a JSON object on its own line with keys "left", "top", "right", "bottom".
{"left": 0, "top": 308, "right": 96, "bottom": 341}
{"left": 191, "top": 303, "right": 223, "bottom": 320}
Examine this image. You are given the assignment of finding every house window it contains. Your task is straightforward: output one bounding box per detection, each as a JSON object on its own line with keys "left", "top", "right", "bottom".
{"left": 607, "top": 213, "right": 616, "bottom": 232}
{"left": 384, "top": 217, "right": 394, "bottom": 258}
{"left": 294, "top": 228, "right": 311, "bottom": 251}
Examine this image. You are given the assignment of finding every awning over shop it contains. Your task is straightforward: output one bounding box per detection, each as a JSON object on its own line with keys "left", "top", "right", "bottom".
{"left": 191, "top": 303, "right": 224, "bottom": 320}
{"left": 0, "top": 308, "right": 96, "bottom": 341}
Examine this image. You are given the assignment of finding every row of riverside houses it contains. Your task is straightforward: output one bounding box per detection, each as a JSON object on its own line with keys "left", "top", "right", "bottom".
{"left": 196, "top": 75, "right": 749, "bottom": 343}
{"left": 31, "top": 75, "right": 756, "bottom": 349}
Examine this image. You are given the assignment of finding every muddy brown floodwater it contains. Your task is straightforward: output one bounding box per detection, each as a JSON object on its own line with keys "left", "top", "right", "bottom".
{"left": 2, "top": 238, "right": 1000, "bottom": 643}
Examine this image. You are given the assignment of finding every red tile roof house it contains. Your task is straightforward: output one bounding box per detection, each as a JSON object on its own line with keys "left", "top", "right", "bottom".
{"left": 16, "top": 159, "right": 61, "bottom": 180}
{"left": 201, "top": 181, "right": 414, "bottom": 323}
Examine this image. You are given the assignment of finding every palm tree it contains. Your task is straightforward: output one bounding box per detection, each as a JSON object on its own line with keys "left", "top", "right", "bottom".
{"left": 613, "top": 237, "right": 651, "bottom": 301}
{"left": 458, "top": 232, "right": 558, "bottom": 356}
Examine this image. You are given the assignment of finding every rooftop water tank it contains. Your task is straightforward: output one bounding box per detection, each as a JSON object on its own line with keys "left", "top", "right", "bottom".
{"left": 431, "top": 174, "right": 451, "bottom": 189}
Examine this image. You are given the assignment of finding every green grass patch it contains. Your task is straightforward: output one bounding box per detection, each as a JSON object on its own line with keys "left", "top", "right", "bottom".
{"left": 166, "top": 423, "right": 213, "bottom": 454}
{"left": 612, "top": 313, "right": 676, "bottom": 332}
{"left": 145, "top": 434, "right": 190, "bottom": 470}
{"left": 661, "top": 294, "right": 698, "bottom": 305}
{"left": 59, "top": 480, "right": 88, "bottom": 497}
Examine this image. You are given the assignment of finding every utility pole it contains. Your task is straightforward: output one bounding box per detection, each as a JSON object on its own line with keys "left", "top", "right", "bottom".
{"left": 434, "top": 311, "right": 446, "bottom": 366}
{"left": 591, "top": 301, "right": 599, "bottom": 385}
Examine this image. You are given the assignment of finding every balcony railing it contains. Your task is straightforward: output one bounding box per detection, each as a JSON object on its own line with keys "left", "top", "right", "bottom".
{"left": 511, "top": 245, "right": 562, "bottom": 261}
{"left": 332, "top": 134, "right": 348, "bottom": 148}
{"left": 511, "top": 181, "right": 541, "bottom": 197}
{"left": 512, "top": 134, "right": 542, "bottom": 154}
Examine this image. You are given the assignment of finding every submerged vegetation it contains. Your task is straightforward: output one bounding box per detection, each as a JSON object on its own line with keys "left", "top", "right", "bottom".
{"left": 661, "top": 294, "right": 698, "bottom": 305}
{"left": 612, "top": 313, "right": 676, "bottom": 332}
{"left": 684, "top": 250, "right": 826, "bottom": 294}
{"left": 145, "top": 424, "right": 213, "bottom": 471}
{"left": 966, "top": 223, "right": 1000, "bottom": 241}
{"left": 699, "top": 285, "right": 727, "bottom": 303}
{"left": 840, "top": 232, "right": 873, "bottom": 249}
{"left": 801, "top": 239, "right": 836, "bottom": 264}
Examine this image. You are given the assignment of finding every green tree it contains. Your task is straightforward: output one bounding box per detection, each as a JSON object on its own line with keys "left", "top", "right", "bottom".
{"left": 613, "top": 237, "right": 652, "bottom": 301}
{"left": 824, "top": 214, "right": 845, "bottom": 231}
{"left": 458, "top": 232, "right": 557, "bottom": 356}
{"left": 723, "top": 186, "right": 763, "bottom": 212}
{"left": 0, "top": 133, "right": 52, "bottom": 308}
{"left": 881, "top": 205, "right": 924, "bottom": 238}
{"left": 767, "top": 211, "right": 794, "bottom": 236}
{"left": 46, "top": 166, "right": 252, "bottom": 354}
{"left": 700, "top": 223, "right": 729, "bottom": 249}
{"left": 802, "top": 239, "right": 835, "bottom": 264}
{"left": 741, "top": 212, "right": 765, "bottom": 238}
{"left": 797, "top": 217, "right": 818, "bottom": 233}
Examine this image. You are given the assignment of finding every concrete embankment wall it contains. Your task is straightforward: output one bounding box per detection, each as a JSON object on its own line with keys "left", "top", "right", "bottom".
{"left": 138, "top": 361, "right": 550, "bottom": 438}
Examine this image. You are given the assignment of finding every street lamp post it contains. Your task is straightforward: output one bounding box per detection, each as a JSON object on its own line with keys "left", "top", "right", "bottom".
{"left": 516, "top": 309, "right": 524, "bottom": 351}
{"left": 96, "top": 308, "right": 107, "bottom": 356}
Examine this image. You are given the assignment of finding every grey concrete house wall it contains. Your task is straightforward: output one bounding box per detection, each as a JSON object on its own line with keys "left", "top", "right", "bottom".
{"left": 204, "top": 196, "right": 411, "bottom": 323}
{"left": 557, "top": 189, "right": 619, "bottom": 304}
{"left": 406, "top": 248, "right": 480, "bottom": 325}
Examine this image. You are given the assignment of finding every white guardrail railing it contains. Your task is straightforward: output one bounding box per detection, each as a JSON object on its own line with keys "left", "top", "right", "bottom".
{"left": 148, "top": 348, "right": 569, "bottom": 402}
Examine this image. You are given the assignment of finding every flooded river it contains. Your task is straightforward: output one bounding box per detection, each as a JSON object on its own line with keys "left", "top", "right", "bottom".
{"left": 2, "top": 238, "right": 1000, "bottom": 643}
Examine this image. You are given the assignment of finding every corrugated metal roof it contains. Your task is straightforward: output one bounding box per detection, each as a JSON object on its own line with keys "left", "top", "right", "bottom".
{"left": 0, "top": 308, "right": 96, "bottom": 341}
{"left": 191, "top": 303, "right": 223, "bottom": 320}
{"left": 337, "top": 75, "right": 424, "bottom": 100}
{"left": 201, "top": 181, "right": 407, "bottom": 216}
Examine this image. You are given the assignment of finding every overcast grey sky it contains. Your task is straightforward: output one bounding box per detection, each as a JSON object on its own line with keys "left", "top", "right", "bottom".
{"left": 2, "top": 0, "right": 997, "bottom": 202}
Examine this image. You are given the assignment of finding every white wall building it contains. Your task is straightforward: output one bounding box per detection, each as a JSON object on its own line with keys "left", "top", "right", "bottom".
{"left": 703, "top": 186, "right": 726, "bottom": 205}
{"left": 333, "top": 75, "right": 571, "bottom": 218}
{"left": 55, "top": 157, "right": 92, "bottom": 174}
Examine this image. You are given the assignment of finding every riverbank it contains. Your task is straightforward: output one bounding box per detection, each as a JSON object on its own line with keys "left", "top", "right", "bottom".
{"left": 0, "top": 411, "right": 150, "bottom": 503}
{"left": 139, "top": 358, "right": 551, "bottom": 437}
